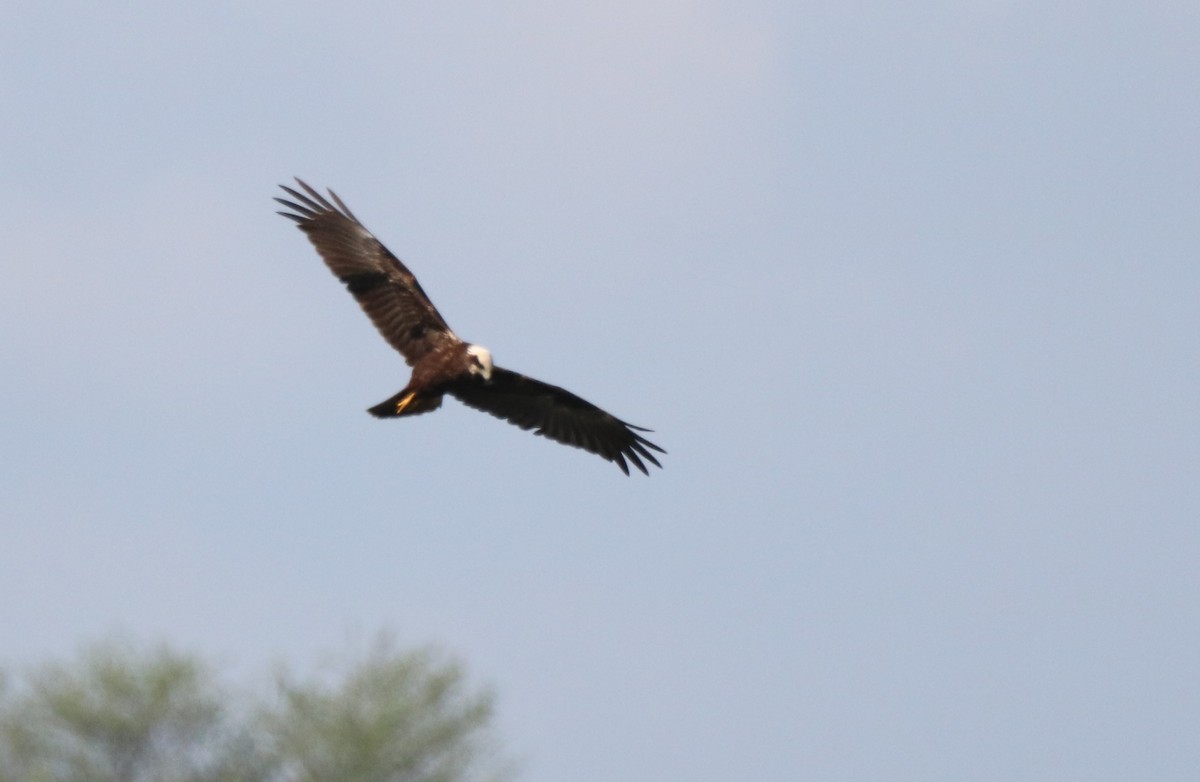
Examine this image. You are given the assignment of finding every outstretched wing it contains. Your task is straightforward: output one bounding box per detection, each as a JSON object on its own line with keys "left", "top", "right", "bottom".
{"left": 450, "top": 368, "right": 665, "bottom": 475}
{"left": 276, "top": 179, "right": 459, "bottom": 365}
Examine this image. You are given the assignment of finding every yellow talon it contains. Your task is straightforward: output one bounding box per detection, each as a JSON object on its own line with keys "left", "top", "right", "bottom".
{"left": 394, "top": 391, "right": 417, "bottom": 414}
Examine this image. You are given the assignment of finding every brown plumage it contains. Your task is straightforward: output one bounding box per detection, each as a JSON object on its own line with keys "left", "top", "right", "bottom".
{"left": 275, "top": 179, "right": 665, "bottom": 475}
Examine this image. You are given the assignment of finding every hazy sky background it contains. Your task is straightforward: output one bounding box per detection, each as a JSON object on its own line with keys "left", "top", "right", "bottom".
{"left": 3, "top": 3, "right": 1197, "bottom": 780}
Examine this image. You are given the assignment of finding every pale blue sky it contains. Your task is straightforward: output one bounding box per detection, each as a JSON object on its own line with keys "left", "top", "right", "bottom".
{"left": 2, "top": 3, "right": 1198, "bottom": 780}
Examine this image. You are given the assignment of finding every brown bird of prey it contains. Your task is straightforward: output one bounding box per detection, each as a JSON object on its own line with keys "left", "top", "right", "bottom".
{"left": 275, "top": 180, "right": 664, "bottom": 475}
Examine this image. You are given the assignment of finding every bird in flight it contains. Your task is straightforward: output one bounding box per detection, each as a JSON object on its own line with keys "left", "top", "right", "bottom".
{"left": 275, "top": 179, "right": 665, "bottom": 475}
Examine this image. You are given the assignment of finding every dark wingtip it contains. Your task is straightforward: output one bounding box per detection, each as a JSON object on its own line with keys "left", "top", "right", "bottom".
{"left": 614, "top": 432, "right": 663, "bottom": 476}
{"left": 641, "top": 439, "right": 667, "bottom": 455}
{"left": 625, "top": 449, "right": 649, "bottom": 476}
{"left": 614, "top": 454, "right": 632, "bottom": 476}
{"left": 624, "top": 423, "right": 666, "bottom": 452}
{"left": 276, "top": 179, "right": 359, "bottom": 226}
{"left": 631, "top": 442, "right": 662, "bottom": 469}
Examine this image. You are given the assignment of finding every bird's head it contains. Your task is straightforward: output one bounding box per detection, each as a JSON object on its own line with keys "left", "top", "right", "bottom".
{"left": 466, "top": 344, "right": 493, "bottom": 381}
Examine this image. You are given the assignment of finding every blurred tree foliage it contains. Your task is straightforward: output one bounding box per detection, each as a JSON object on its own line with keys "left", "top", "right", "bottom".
{"left": 0, "top": 638, "right": 510, "bottom": 782}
